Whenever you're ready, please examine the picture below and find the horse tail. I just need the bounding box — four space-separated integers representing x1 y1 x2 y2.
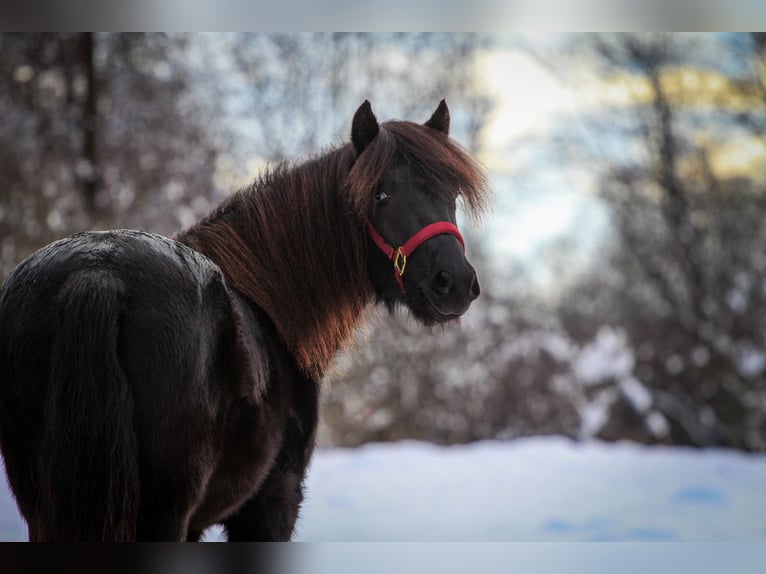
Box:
36 270 139 541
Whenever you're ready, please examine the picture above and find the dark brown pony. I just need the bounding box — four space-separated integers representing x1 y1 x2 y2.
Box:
0 100 489 541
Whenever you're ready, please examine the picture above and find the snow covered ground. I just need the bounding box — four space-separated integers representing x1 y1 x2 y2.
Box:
295 437 766 542
2 436 765 543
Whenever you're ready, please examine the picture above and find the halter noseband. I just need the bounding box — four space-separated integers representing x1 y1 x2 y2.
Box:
365 219 465 294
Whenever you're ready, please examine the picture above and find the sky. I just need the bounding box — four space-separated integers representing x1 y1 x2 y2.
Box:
460 33 766 293
469 36 612 290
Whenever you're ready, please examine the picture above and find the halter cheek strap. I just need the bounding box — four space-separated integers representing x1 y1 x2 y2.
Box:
365 219 465 294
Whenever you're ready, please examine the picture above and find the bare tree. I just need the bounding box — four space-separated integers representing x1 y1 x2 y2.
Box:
230 33 492 162
554 33 766 450
0 33 223 277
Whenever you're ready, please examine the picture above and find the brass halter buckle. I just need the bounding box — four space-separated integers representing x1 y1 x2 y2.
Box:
393 247 407 276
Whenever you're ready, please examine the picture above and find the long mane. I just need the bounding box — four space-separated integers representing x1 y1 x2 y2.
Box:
177 119 490 378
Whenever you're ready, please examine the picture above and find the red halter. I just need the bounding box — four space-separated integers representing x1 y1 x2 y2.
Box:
365 218 465 294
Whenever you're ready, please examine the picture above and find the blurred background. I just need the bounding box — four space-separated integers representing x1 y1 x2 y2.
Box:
2 33 765 453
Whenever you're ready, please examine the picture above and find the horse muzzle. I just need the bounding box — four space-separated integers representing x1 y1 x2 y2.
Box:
421 261 480 319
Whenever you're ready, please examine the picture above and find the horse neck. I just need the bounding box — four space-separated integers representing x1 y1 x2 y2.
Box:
177 148 373 379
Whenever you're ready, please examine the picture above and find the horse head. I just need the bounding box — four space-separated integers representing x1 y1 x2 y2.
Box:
349 100 488 325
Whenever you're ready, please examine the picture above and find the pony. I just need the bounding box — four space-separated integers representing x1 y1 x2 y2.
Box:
0 100 490 541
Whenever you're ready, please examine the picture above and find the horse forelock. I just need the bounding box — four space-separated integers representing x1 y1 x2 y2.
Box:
345 120 491 222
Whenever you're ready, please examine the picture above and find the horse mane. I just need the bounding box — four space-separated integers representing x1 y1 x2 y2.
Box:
177 119 489 378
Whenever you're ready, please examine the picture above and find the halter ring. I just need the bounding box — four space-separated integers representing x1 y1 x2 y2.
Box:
393 248 407 276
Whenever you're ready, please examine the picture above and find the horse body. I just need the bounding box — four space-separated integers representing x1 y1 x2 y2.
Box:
0 100 489 541
0 230 316 540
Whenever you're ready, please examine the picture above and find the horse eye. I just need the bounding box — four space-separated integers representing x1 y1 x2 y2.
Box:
374 190 390 203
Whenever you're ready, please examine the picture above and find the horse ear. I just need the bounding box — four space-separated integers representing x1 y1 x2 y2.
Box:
424 99 450 135
351 100 380 155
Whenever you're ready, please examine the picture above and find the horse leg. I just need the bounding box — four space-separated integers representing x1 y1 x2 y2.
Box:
136 509 189 541
223 410 316 541
134 455 213 541
133 426 217 541
27 519 44 542
223 464 307 541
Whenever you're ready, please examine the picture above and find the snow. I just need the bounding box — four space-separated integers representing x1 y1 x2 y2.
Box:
619 377 652 413
2 436 765 544
646 410 671 437
579 392 616 438
296 437 766 542
288 542 764 574
573 326 635 385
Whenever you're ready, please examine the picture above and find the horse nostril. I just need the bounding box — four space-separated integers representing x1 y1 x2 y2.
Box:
431 271 453 296
470 271 480 301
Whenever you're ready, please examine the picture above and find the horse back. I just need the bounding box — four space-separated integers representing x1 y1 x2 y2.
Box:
0 229 236 408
